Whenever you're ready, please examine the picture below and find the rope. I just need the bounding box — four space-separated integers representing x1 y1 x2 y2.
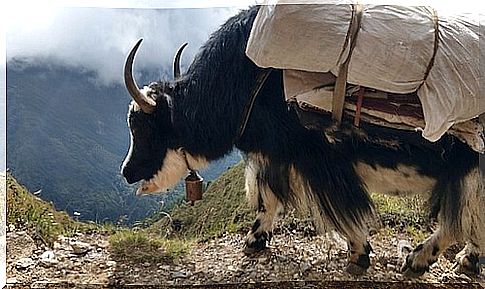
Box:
418 8 440 91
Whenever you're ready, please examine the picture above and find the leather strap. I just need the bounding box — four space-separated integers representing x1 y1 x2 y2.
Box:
332 4 363 125
236 68 272 142
354 86 365 127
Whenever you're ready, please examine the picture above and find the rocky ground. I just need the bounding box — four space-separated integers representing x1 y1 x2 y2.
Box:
6 224 485 287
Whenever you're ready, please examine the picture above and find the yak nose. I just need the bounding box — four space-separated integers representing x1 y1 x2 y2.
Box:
121 165 137 184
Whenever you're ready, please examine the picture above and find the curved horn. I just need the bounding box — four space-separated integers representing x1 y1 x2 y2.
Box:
173 42 188 79
124 39 156 114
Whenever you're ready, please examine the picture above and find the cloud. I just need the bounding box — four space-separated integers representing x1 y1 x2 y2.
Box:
6 6 243 85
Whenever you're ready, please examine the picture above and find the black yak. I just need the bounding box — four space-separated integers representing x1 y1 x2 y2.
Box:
120 6 484 277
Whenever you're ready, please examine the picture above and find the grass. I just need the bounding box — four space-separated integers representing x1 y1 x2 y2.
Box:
109 229 192 263
6 172 191 263
371 193 431 244
149 162 255 240
6 172 98 245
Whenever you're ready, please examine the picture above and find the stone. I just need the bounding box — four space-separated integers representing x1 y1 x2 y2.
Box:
53 241 64 250
16 257 35 269
97 240 110 249
258 256 269 264
397 240 413 260
70 241 92 255
458 273 471 282
39 250 59 267
300 262 311 272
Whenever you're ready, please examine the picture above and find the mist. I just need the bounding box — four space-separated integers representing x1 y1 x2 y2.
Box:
6 6 245 86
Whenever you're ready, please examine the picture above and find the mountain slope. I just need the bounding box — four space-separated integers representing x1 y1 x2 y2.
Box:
7 59 241 223
7 60 156 222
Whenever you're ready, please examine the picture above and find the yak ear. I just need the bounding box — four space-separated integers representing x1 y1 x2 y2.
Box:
162 93 175 125
163 93 173 110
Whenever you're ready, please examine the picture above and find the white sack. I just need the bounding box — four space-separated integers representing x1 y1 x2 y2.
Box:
418 11 481 141
246 3 483 142
247 4 352 72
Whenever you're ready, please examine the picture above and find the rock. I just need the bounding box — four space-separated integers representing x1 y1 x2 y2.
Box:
227 265 236 272
97 240 110 249
458 273 472 282
16 257 35 269
258 256 269 264
300 262 311 272
6 277 18 284
53 241 64 250
32 281 52 288
211 274 224 282
386 264 396 271
39 250 58 267
107 261 117 267
70 241 92 254
397 240 413 260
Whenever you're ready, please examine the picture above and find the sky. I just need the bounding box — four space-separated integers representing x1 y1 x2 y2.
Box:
3 2 256 86
0 0 256 175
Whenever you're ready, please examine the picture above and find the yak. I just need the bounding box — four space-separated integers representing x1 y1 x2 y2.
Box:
120 6 484 277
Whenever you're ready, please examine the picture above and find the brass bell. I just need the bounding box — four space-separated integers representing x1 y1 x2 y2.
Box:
185 170 204 206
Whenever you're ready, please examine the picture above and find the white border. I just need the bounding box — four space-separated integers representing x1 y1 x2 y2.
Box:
1 0 6 284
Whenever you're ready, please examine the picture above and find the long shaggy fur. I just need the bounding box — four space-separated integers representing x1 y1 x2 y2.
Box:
122 6 484 274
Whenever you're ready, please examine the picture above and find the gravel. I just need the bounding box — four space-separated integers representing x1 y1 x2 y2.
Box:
6 227 485 286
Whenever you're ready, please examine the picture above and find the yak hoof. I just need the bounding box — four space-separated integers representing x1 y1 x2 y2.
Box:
454 255 480 276
346 262 368 276
243 239 267 255
243 244 267 255
401 260 427 278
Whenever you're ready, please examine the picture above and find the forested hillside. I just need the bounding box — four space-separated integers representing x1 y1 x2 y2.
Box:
6 59 240 222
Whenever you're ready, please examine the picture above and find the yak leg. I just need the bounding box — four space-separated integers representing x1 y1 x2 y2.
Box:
243 179 283 254
401 228 453 277
243 155 284 254
454 166 485 276
403 158 484 278
346 238 373 276
403 166 483 277
455 242 482 275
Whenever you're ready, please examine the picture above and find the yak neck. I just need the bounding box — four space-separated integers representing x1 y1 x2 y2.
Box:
171 7 262 160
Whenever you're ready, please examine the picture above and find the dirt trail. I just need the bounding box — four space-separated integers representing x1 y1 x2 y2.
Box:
6 226 484 287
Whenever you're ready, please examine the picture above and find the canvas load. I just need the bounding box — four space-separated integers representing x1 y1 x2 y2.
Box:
246 2 484 145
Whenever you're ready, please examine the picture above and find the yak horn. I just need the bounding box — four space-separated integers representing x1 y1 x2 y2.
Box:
173 43 188 79
124 39 156 114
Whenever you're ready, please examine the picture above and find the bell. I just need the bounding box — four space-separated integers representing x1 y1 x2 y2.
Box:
185 170 204 206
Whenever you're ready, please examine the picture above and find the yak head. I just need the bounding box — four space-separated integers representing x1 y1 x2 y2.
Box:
121 39 208 195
